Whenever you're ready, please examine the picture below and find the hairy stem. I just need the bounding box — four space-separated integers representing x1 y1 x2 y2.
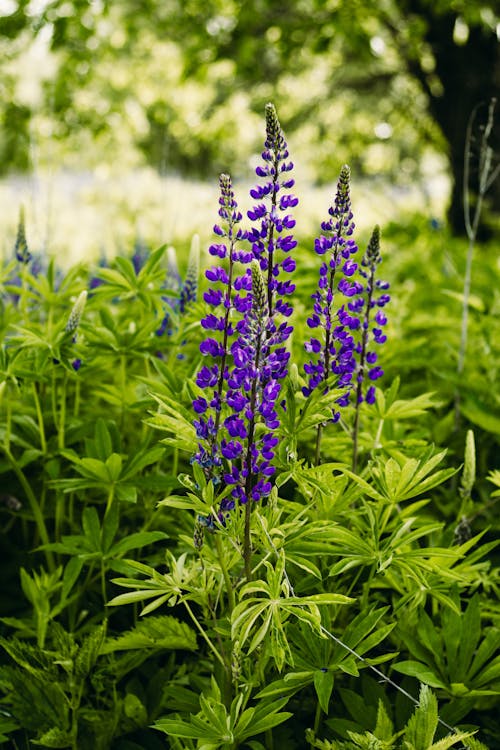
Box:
184 600 227 669
215 532 235 613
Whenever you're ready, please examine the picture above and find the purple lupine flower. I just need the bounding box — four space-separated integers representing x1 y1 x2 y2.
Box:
14 206 31 264
131 238 150 275
247 103 297 326
156 238 200 349
156 246 182 337
179 237 200 313
219 260 289 507
353 225 390 406
89 253 107 291
303 165 361 420
192 173 249 490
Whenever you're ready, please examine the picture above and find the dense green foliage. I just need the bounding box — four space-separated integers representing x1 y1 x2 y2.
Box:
0 105 499 750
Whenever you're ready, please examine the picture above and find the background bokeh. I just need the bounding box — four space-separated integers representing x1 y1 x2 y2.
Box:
0 0 498 262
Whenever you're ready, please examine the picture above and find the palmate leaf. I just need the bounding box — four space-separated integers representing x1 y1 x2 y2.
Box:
403 685 475 750
154 694 291 747
147 391 198 453
0 664 68 733
31 727 74 748
461 393 500 435
396 594 500 697
344 448 456 504
0 717 20 743
100 615 197 654
74 623 107 680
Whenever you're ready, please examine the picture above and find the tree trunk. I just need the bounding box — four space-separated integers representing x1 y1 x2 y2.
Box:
404 3 500 235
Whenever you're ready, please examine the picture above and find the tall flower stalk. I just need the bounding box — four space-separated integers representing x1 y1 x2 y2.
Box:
303 165 361 464
247 102 297 319
456 97 499 425
352 225 390 471
192 105 297 578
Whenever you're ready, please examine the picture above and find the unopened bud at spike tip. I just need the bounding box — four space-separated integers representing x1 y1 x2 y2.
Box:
66 290 88 333
14 205 31 264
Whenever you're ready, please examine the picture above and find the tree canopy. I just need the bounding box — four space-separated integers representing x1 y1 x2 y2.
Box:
1 0 498 232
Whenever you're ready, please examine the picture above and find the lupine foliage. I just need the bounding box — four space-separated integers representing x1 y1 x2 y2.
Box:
0 105 499 750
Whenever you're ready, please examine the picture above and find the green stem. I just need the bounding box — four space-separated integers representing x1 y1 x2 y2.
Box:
55 488 64 544
184 600 226 669
243 495 254 582
105 485 115 516
314 423 323 467
4 396 12 453
73 379 81 418
32 382 47 454
58 372 68 451
4 447 55 570
311 701 323 745
101 560 107 605
215 533 235 613
120 354 127 428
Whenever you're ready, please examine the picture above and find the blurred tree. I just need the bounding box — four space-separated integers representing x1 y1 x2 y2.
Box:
0 0 498 232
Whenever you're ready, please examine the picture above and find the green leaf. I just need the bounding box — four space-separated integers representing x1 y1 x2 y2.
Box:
393 660 447 689
101 500 120 553
382 391 438 420
152 718 209 740
32 727 74 748
61 557 84 600
105 452 123 481
461 395 500 435
239 698 292 739
82 507 102 550
313 669 334 714
75 623 106 679
94 418 113 460
109 530 167 557
404 684 438 747
100 615 197 653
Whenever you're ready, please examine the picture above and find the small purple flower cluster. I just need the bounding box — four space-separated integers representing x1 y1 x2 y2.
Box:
353 225 390 405
303 166 390 418
156 241 200 340
193 105 297 515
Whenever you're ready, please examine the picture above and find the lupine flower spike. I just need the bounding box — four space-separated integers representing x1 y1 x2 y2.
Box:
65 290 87 371
156 246 181 337
179 235 200 313
247 102 297 321
303 165 362 464
193 106 297 572
14 205 31 264
157 237 200 344
192 173 249 545
352 224 390 471
66 290 88 336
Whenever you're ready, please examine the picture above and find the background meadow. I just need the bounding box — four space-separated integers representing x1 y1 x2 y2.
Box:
0 1 499 749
